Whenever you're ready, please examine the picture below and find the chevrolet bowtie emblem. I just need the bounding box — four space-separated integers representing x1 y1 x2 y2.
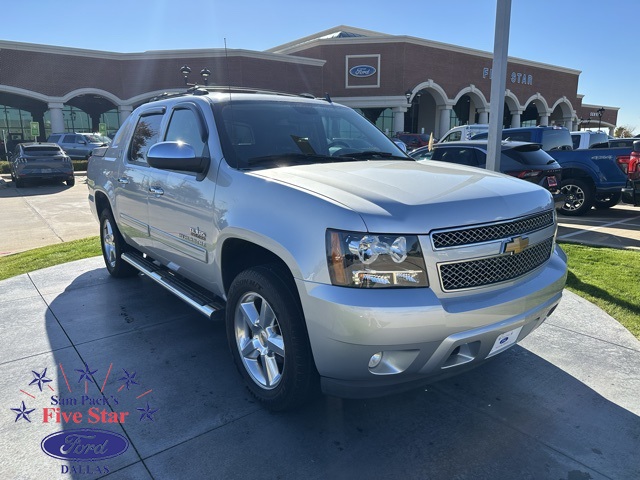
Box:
502 236 529 255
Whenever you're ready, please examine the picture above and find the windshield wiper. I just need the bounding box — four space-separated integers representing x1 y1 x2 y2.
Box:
247 153 352 166
336 151 411 160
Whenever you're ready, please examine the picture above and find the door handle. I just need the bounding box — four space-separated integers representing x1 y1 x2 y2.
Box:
117 177 129 184
149 186 164 196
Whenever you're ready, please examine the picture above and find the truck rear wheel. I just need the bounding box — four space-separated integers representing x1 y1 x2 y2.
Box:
99 209 138 278
226 264 317 411
559 179 594 216
594 192 621 209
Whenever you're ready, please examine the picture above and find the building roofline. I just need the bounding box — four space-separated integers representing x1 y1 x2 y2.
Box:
269 30 581 76
0 40 325 66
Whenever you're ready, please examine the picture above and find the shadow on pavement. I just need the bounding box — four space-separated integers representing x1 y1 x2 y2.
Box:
3 262 639 479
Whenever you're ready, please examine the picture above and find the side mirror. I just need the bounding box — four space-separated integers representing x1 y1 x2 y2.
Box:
147 141 210 174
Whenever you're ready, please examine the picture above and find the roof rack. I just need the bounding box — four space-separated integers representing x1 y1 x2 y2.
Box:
149 85 316 103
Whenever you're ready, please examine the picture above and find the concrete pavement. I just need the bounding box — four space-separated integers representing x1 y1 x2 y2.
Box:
0 175 96 256
0 257 639 479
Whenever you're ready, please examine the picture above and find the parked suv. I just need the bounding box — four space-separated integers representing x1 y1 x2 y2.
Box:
9 142 74 187
87 87 567 410
413 140 564 208
47 132 109 159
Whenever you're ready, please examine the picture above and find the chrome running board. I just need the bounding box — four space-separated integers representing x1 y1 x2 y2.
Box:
122 252 225 319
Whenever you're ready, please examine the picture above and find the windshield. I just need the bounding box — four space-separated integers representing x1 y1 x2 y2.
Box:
213 99 409 169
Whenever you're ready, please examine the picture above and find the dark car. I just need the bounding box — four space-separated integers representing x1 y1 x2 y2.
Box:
9 142 74 188
418 140 564 208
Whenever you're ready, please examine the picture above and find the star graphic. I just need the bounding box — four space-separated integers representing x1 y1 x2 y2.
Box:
11 401 36 423
29 368 53 392
75 363 98 383
118 369 139 390
137 402 159 422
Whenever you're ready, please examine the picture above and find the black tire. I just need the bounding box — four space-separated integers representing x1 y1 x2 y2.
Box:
15 178 23 188
99 209 138 278
226 264 317 411
594 192 621 209
66 177 75 187
559 178 595 216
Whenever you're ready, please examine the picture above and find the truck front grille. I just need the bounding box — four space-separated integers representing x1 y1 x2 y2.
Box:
431 211 554 249
439 237 554 291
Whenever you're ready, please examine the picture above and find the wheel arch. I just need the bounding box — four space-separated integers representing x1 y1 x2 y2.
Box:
220 238 297 299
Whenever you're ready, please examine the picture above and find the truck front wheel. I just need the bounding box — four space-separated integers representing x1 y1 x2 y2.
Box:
99 209 138 278
559 179 594 216
226 264 317 411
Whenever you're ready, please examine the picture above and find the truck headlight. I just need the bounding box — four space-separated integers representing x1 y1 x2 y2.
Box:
326 230 429 288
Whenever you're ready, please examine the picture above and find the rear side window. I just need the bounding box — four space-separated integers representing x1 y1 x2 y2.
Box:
540 130 572 151
129 113 163 164
61 135 77 143
48 135 61 143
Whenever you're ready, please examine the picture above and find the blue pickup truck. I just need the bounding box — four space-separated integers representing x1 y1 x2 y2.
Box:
473 126 631 216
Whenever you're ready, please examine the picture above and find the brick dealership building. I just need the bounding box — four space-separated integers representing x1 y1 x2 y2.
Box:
0 25 619 149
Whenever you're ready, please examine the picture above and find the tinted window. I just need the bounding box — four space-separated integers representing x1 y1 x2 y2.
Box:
503 132 532 143
503 144 555 165
165 108 207 157
214 100 404 169
431 147 479 167
129 114 163 164
62 135 77 143
23 145 63 154
571 134 580 150
540 129 572 151
48 135 61 143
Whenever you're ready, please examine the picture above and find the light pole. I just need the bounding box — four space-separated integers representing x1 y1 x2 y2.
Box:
597 107 605 131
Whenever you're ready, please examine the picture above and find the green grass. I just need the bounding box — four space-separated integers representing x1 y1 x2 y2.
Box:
0 237 638 339
561 243 640 338
0 237 100 281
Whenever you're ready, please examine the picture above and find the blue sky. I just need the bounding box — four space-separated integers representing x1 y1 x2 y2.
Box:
5 0 639 130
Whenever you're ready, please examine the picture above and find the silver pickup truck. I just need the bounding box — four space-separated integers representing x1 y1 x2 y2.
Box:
87 87 567 411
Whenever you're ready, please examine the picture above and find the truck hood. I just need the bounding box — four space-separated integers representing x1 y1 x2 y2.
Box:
251 160 553 233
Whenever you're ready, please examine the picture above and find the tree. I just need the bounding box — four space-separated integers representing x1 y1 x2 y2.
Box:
614 125 636 138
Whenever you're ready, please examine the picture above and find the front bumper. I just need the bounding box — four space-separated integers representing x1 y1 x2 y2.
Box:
298 246 567 398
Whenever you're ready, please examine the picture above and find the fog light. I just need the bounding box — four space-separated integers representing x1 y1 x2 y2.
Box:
368 352 383 368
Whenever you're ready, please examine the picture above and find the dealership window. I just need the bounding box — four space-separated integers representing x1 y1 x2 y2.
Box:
0 106 33 146
100 109 120 138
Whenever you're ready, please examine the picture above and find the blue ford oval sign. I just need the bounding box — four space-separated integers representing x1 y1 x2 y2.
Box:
41 428 129 461
349 65 376 78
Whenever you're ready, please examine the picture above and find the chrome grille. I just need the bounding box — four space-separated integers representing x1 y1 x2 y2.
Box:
432 211 554 249
439 238 554 291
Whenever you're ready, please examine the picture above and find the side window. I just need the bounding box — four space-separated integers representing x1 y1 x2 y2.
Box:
129 113 163 164
571 134 580 150
48 135 61 144
164 108 206 157
61 135 75 144
439 147 478 167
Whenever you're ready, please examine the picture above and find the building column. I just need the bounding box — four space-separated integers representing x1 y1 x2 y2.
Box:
539 114 549 126
392 106 407 136
438 106 453 138
477 109 489 124
563 117 573 130
48 103 65 134
118 105 134 124
510 111 521 128
572 119 580 131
